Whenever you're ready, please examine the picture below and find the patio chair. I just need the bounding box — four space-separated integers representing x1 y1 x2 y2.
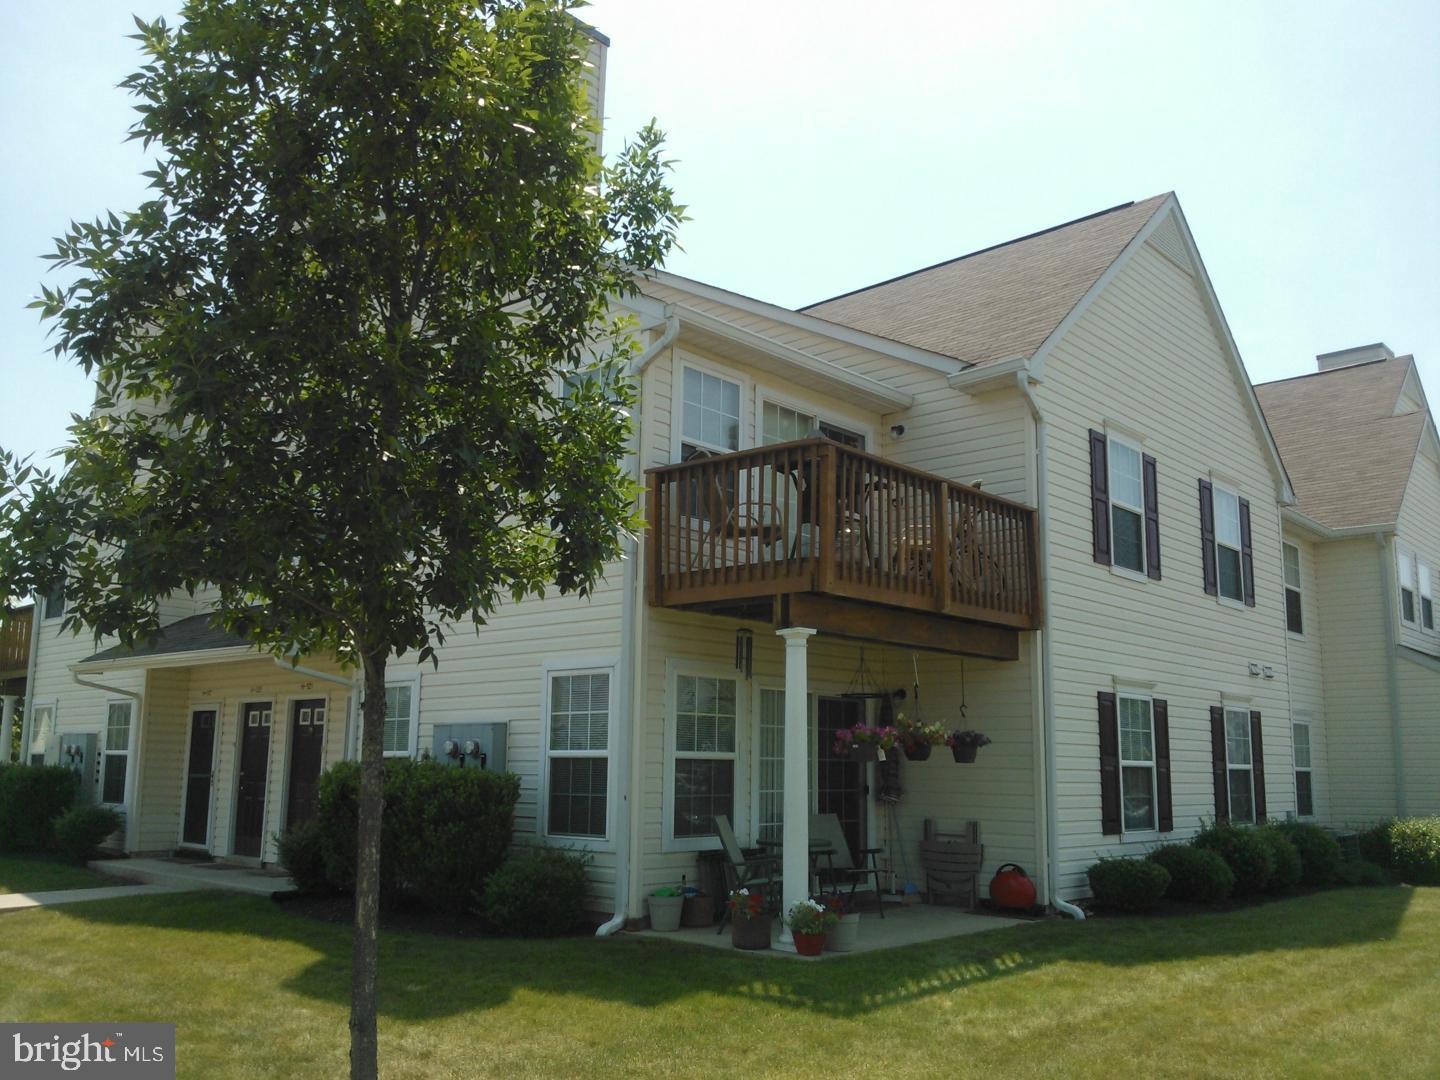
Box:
713 815 781 934
919 818 983 909
810 813 886 918
689 456 801 571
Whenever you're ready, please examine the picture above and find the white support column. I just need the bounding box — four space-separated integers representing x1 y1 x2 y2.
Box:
776 627 816 950
0 696 17 764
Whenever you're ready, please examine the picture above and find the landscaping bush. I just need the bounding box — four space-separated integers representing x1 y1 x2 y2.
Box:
313 758 521 911
1357 819 1395 868
1255 826 1304 892
276 821 331 894
53 805 122 863
0 763 79 852
1193 824 1274 897
482 846 591 937
1334 860 1390 887
1147 844 1234 905
1273 822 1342 887
1387 817 1440 886
1085 857 1170 913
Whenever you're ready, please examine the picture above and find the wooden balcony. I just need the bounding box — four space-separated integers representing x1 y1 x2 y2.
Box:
0 606 32 682
645 439 1041 658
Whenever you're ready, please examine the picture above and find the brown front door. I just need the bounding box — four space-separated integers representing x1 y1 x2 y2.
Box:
181 708 218 846
233 702 272 857
816 696 867 862
285 699 327 831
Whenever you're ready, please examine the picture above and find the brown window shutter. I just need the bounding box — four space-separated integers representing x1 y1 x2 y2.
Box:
1199 479 1217 596
1239 498 1256 607
1143 454 1162 580
1250 710 1266 820
1154 698 1173 832
1097 691 1121 835
1090 430 1111 566
1209 705 1229 823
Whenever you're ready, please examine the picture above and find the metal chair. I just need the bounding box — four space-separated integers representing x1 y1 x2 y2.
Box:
713 815 781 934
919 818 983 909
810 812 886 918
689 459 801 571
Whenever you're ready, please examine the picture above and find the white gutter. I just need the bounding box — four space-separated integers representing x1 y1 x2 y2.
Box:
1015 369 1084 921
598 309 677 937
275 654 354 688
1376 533 1407 817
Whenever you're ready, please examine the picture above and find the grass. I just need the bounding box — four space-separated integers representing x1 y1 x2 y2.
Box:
0 853 115 894
0 886 1435 1078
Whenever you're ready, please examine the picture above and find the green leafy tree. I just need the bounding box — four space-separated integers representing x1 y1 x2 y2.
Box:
0 2 681 1076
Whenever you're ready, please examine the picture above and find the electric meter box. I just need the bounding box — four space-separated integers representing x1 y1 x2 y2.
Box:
431 723 507 774
57 733 99 804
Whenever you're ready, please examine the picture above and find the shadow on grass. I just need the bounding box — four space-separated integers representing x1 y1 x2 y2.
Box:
52 885 1416 1021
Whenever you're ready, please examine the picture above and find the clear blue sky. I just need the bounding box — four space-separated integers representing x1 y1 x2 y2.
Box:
3 1 1437 466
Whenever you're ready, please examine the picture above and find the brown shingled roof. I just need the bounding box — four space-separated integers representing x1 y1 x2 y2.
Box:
1255 356 1425 530
801 194 1172 366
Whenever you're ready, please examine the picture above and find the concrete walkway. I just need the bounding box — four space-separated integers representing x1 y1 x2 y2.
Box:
0 884 191 913
90 857 294 897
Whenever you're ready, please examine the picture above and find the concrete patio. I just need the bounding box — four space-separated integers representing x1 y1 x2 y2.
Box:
88 857 294 896
630 902 1031 958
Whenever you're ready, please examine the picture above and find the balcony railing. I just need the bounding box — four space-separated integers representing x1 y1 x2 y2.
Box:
0 610 32 678
645 438 1041 630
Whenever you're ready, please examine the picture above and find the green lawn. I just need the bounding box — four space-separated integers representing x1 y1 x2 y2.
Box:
0 887 1435 1078
0 854 116 894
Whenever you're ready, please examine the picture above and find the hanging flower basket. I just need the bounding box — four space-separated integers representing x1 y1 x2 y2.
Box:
904 741 932 762
894 712 946 762
946 730 992 764
832 723 897 762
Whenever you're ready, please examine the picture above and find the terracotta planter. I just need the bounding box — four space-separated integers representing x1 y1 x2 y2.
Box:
951 743 979 763
824 912 861 952
731 916 771 950
648 894 684 932
903 742 933 762
792 930 826 957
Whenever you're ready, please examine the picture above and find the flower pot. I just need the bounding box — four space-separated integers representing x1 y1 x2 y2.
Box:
952 743 979 763
848 744 883 763
648 894 684 932
792 930 826 957
903 742 932 762
824 912 861 952
682 894 715 928
731 915 771 950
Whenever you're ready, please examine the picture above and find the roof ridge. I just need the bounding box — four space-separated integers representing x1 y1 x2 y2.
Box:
1256 355 1406 387
799 197 1157 311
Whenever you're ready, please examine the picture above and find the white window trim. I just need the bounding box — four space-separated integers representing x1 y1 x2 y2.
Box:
39 583 65 623
663 658 748 853
753 382 877 451
1418 558 1435 632
178 700 224 849
1116 692 1160 843
750 680 825 848
1105 432 1148 580
1223 705 1256 825
1397 546 1418 627
374 673 421 758
539 656 619 851
100 698 136 808
670 352 750 463
1283 541 1305 638
1292 715 1314 819
27 698 57 764
1212 481 1247 607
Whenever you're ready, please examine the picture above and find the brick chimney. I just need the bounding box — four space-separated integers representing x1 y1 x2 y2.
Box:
1316 343 1394 371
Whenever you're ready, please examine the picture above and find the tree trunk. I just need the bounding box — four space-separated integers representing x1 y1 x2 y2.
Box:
350 650 388 1080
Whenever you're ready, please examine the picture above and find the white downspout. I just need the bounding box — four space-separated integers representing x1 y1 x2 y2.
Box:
598 308 678 937
71 668 146 849
1016 371 1084 920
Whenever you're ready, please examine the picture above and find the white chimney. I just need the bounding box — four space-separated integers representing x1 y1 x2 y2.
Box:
1316 343 1394 371
577 23 609 156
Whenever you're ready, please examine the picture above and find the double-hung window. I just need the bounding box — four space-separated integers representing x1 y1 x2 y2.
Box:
380 682 418 757
760 400 866 449
1213 486 1246 602
1117 695 1157 832
1108 436 1146 574
670 672 738 841
545 670 611 840
1398 550 1418 626
101 701 133 805
28 701 56 766
1283 543 1304 635
1292 718 1314 817
1224 707 1256 824
1420 561 1435 631
41 578 65 621
680 366 741 461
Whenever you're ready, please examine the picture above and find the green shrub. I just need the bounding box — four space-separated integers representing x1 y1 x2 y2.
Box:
1334 860 1390 887
482 846 591 937
1147 844 1234 905
53 805 123 863
1193 824 1274 896
1273 823 1342 887
1255 826 1303 892
276 821 331 894
1085 857 1170 913
0 764 79 852
1387 817 1440 886
1357 819 1395 868
313 758 521 911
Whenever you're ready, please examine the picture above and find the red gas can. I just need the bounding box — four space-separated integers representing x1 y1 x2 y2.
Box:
989 863 1038 910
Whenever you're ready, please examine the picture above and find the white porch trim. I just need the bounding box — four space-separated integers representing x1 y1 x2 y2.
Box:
776 626 816 951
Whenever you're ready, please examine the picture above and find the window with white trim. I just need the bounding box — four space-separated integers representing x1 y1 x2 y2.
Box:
1117 694 1157 832
41 578 65 620
1292 719 1314 817
381 683 418 756
1214 486 1245 602
101 701 133 805
680 366 740 461
545 670 611 839
1398 549 1417 626
1283 542 1304 635
28 701 56 766
760 400 866 450
1224 707 1256 824
671 672 737 840
1108 435 1145 573
1420 561 1435 631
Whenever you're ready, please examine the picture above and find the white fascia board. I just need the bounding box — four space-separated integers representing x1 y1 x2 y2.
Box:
1281 506 1397 540
71 644 258 676
647 270 965 376
675 305 914 412
947 355 1034 396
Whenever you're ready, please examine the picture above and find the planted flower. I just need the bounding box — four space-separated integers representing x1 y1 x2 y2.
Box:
833 722 898 761
894 712 947 761
946 729 992 763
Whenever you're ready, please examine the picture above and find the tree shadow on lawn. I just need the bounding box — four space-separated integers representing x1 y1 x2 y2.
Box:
55 885 1417 1022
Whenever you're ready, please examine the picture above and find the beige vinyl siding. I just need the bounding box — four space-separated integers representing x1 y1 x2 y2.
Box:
1281 527 1330 822
1395 444 1440 656
1036 231 1295 896
1396 650 1440 816
134 668 190 851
